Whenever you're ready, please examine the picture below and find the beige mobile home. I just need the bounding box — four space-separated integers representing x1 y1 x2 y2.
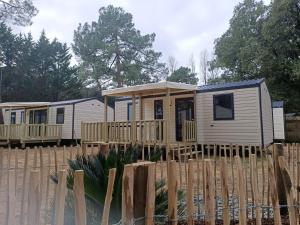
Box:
81 78 274 153
272 101 285 140
0 98 114 147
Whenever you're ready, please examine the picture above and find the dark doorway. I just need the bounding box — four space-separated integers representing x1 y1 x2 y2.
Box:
175 98 194 141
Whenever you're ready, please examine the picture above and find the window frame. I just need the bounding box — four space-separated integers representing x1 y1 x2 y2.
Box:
154 100 163 120
127 103 132 121
213 93 234 121
10 112 16 124
20 111 24 123
56 107 65 124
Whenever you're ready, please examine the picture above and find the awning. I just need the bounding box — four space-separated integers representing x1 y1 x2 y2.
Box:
102 81 197 97
0 102 50 109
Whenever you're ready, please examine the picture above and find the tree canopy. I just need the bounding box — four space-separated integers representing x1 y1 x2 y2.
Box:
72 5 167 90
0 23 82 102
0 0 38 26
167 66 198 85
211 0 300 112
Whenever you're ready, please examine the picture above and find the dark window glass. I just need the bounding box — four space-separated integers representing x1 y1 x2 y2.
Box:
56 108 65 124
213 93 234 120
154 100 163 119
10 112 16 124
127 103 133 121
34 110 47 124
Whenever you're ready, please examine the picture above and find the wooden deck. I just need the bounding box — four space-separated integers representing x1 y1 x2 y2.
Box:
0 124 62 146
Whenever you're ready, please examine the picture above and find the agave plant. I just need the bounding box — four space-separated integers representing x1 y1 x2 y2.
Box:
51 145 184 224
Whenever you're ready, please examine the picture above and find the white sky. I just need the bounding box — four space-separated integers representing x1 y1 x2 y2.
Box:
14 0 271 80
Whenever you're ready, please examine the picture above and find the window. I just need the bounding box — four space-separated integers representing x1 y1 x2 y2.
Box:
213 93 234 120
56 108 65 124
11 112 16 124
34 110 47 124
127 103 132 121
154 100 163 119
20 111 24 123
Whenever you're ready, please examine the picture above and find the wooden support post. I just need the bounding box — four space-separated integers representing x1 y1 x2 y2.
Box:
235 156 247 225
54 170 67 225
168 160 178 225
104 95 108 142
132 94 136 144
250 154 262 225
166 88 171 161
187 159 194 225
145 163 155 225
267 156 281 225
101 168 117 225
273 143 287 214
27 170 41 225
220 158 230 225
139 95 143 143
122 165 134 225
74 170 86 225
278 156 299 225
7 169 16 225
204 159 215 225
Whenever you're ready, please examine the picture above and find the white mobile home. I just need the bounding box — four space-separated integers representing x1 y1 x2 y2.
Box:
81 78 274 149
272 101 285 141
0 98 114 146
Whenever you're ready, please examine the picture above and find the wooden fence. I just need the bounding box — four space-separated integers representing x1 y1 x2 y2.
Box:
0 143 300 225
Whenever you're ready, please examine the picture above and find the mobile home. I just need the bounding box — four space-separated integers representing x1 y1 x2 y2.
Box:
0 98 114 146
272 101 285 141
81 78 274 151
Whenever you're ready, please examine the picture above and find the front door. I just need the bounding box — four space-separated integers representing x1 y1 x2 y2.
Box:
175 98 194 141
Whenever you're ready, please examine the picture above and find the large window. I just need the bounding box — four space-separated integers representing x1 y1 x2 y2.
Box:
213 93 234 120
127 103 132 121
154 100 163 119
56 108 65 124
10 112 16 124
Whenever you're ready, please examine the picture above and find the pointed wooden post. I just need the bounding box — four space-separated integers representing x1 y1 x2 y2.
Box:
102 168 116 225
122 165 134 225
74 170 86 225
168 160 178 225
54 170 67 225
187 159 194 225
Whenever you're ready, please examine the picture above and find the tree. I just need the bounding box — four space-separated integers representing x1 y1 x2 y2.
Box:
211 0 300 112
199 50 209 84
167 66 198 84
0 0 38 26
167 56 177 74
189 54 196 74
73 5 167 90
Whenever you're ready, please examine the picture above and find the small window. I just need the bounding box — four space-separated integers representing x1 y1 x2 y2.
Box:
11 112 16 124
127 103 132 121
20 111 24 123
56 108 65 124
213 93 234 120
154 100 163 119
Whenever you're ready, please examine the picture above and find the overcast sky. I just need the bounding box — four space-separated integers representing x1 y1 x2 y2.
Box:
15 0 270 78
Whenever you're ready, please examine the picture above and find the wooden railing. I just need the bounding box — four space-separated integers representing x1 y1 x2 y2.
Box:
182 120 196 142
0 124 62 141
81 120 167 144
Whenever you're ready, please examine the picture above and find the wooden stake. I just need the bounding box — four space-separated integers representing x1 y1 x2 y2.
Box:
235 156 247 225
122 165 134 225
187 159 194 225
20 148 29 225
145 163 156 225
7 169 16 225
54 170 67 225
27 170 41 225
220 158 230 225
168 160 178 225
204 159 215 225
267 156 281 225
250 154 262 225
101 168 116 225
74 170 86 225
278 156 299 225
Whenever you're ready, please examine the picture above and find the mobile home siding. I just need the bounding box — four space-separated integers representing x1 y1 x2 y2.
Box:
48 105 73 139
73 99 114 139
273 107 285 140
196 87 261 145
260 82 274 145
